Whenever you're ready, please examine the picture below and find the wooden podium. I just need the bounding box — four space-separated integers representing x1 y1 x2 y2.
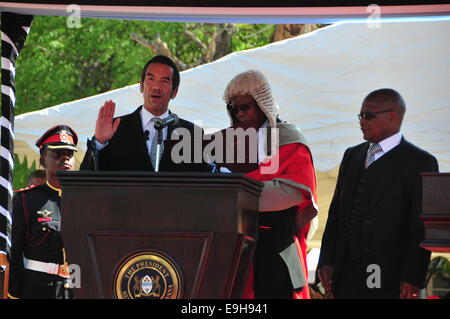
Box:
420 173 450 253
58 171 262 299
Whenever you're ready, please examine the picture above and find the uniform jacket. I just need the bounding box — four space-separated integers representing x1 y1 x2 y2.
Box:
8 183 66 298
319 137 439 292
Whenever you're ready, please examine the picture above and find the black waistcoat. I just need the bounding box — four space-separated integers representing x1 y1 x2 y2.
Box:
345 150 398 259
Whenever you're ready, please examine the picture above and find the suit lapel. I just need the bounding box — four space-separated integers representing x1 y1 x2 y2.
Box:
130 106 153 170
342 143 368 214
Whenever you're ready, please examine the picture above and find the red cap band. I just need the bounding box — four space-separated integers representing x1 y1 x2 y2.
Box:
39 133 75 148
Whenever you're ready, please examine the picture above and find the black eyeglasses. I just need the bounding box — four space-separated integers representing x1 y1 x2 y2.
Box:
227 103 251 116
358 109 394 121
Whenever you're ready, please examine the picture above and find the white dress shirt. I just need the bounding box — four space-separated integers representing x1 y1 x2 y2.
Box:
370 131 402 162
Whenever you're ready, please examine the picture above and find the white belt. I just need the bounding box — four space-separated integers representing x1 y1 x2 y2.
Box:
23 257 70 278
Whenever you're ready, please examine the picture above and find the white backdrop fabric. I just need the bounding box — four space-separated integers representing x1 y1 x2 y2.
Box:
13 20 450 173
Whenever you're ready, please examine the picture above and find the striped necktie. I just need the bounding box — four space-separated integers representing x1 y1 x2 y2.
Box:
365 143 382 169
150 117 164 170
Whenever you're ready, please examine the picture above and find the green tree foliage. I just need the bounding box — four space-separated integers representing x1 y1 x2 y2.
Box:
16 17 155 114
12 154 38 190
15 16 275 115
11 17 276 187
232 24 275 52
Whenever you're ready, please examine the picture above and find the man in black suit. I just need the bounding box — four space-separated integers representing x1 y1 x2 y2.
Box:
318 88 439 299
80 55 207 172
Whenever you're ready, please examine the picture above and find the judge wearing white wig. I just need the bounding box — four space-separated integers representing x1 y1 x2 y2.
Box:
223 70 319 299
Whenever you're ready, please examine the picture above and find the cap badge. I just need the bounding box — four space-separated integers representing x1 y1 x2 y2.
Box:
60 130 69 143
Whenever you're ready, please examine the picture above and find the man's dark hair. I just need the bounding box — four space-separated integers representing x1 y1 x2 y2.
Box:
364 88 406 118
140 55 180 93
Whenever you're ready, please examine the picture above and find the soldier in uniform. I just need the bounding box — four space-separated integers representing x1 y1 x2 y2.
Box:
8 125 78 299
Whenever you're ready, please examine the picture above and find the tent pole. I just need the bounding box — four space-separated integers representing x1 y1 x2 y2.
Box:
0 12 33 298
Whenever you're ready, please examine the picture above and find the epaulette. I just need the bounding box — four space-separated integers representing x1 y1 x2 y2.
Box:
14 183 42 193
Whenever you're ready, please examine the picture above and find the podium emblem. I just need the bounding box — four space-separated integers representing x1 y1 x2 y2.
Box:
113 251 183 299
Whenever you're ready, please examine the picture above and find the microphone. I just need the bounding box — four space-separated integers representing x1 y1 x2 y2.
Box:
144 130 150 140
154 114 179 130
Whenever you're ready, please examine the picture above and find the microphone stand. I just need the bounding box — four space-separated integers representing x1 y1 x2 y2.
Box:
153 114 178 172
88 137 99 171
154 127 163 173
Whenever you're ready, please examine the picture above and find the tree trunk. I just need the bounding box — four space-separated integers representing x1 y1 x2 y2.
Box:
271 24 319 42
212 24 236 61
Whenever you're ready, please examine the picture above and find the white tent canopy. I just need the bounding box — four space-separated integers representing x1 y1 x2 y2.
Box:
13 19 450 245
14 19 450 173
14 19 450 245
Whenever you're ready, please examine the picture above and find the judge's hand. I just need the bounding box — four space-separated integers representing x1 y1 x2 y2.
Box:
318 265 335 298
95 100 121 144
400 282 420 299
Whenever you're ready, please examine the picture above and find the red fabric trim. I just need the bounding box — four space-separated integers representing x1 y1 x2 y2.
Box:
242 142 318 299
21 192 30 242
40 133 74 147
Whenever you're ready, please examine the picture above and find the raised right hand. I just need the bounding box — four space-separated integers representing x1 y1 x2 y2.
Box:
95 100 121 144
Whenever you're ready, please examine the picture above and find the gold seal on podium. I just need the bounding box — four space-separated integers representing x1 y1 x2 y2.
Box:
113 251 182 299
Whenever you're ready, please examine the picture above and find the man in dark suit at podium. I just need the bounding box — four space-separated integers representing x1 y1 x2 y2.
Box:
318 88 439 299
80 55 206 172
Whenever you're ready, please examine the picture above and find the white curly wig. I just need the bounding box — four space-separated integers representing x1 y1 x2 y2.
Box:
223 70 280 158
223 70 279 130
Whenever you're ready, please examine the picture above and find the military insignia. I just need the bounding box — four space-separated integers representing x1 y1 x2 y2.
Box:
60 129 69 143
37 209 53 222
113 251 183 299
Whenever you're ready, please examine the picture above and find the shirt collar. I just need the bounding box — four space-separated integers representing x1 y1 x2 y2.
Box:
377 131 402 153
141 107 170 129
